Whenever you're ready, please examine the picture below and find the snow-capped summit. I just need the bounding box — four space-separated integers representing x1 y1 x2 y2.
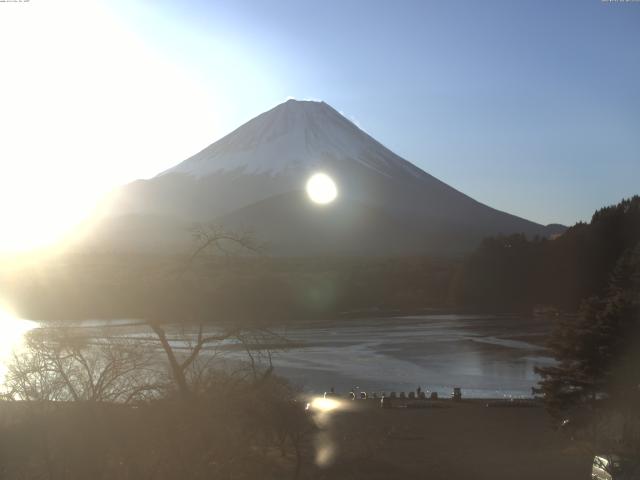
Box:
90 99 563 255
160 99 423 180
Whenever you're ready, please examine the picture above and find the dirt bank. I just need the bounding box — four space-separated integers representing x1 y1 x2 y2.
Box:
306 399 590 479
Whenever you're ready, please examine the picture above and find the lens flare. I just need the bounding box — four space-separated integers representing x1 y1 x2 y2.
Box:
306 173 338 205
308 396 341 412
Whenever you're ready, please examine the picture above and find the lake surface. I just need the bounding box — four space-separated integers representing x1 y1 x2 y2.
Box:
260 314 555 398
5 313 556 399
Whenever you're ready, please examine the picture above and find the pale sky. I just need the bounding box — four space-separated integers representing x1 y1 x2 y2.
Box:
0 0 638 251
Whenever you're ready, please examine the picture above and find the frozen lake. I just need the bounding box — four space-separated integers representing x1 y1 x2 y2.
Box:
7 313 556 399
263 314 555 398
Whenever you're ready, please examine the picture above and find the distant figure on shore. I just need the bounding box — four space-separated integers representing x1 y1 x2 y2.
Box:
417 386 422 397
452 387 462 401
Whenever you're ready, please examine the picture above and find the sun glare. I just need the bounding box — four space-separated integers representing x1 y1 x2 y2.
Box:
0 0 220 253
0 304 36 385
306 173 338 205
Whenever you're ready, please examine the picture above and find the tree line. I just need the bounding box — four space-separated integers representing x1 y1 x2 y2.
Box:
450 196 640 312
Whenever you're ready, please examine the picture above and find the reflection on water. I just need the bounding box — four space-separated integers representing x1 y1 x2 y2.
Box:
0 304 37 385
305 396 350 468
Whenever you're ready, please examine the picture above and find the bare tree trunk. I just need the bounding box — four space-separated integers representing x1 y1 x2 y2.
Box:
149 324 191 398
148 323 239 399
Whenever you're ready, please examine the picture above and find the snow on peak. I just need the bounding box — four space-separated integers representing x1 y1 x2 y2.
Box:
158 99 425 179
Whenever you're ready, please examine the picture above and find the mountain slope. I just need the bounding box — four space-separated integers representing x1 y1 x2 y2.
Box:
85 99 562 255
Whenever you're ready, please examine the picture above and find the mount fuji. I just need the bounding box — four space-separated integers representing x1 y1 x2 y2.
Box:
86 99 563 255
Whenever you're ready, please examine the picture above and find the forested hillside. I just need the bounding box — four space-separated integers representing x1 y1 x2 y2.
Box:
451 196 640 312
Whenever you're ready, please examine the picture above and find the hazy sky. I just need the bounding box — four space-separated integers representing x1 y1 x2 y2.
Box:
0 0 638 250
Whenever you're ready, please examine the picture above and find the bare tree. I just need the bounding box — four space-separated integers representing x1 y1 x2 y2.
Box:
4 326 165 403
0 225 314 480
148 323 236 398
188 223 263 263
145 223 283 397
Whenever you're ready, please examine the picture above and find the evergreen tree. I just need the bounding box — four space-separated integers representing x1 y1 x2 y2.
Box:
535 243 640 449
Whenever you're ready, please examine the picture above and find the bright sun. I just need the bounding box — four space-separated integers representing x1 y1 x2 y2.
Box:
306 173 338 205
0 1 220 253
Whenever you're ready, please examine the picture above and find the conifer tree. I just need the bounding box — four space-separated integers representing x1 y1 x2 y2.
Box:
536 243 640 448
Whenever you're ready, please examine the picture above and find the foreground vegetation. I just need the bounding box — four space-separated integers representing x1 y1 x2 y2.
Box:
0 325 315 480
536 241 640 456
0 328 593 480
1 230 319 479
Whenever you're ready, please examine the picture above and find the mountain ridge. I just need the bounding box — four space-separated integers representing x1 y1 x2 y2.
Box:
83 99 564 255
158 99 425 180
